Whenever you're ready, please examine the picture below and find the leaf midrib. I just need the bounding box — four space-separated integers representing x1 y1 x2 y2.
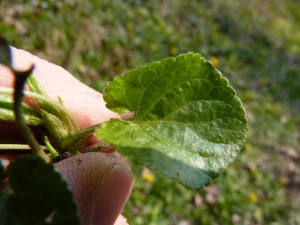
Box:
130 119 245 135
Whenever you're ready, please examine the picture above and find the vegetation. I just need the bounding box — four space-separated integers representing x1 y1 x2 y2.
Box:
0 0 299 224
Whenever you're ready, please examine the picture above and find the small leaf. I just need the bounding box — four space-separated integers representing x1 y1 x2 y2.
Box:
97 53 248 189
26 74 61 119
0 155 80 225
0 108 43 125
39 109 69 152
0 95 43 125
0 36 11 68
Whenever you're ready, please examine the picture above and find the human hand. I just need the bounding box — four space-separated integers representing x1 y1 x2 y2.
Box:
0 47 135 225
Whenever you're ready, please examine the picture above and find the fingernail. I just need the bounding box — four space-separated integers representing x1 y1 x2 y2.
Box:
115 214 129 225
92 165 135 225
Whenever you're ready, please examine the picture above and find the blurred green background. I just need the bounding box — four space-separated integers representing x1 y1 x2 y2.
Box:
1 0 299 224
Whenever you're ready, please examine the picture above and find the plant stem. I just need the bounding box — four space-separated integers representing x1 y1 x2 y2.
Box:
71 124 100 141
13 66 50 162
0 144 46 150
44 137 59 159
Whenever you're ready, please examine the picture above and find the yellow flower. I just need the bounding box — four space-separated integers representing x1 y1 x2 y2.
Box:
279 176 288 185
244 143 251 151
150 43 158 52
144 173 155 183
254 209 262 219
244 91 253 100
249 192 258 204
126 23 134 32
249 165 257 174
170 47 178 55
141 167 155 183
210 56 219 67
138 7 149 16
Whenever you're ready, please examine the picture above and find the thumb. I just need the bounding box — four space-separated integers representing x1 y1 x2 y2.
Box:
54 152 135 225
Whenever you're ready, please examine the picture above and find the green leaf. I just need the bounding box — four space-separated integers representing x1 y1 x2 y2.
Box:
0 155 80 225
97 53 248 189
0 36 11 68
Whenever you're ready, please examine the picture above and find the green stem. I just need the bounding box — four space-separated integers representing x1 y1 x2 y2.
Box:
13 66 50 162
0 144 46 150
71 124 100 141
44 137 59 159
0 87 80 131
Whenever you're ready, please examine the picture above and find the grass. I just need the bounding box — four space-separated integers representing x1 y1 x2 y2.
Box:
1 0 300 224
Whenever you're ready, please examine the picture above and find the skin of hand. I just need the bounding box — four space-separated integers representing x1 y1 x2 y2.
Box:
0 47 135 225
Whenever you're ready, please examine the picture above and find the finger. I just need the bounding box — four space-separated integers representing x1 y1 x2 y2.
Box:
55 152 134 225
